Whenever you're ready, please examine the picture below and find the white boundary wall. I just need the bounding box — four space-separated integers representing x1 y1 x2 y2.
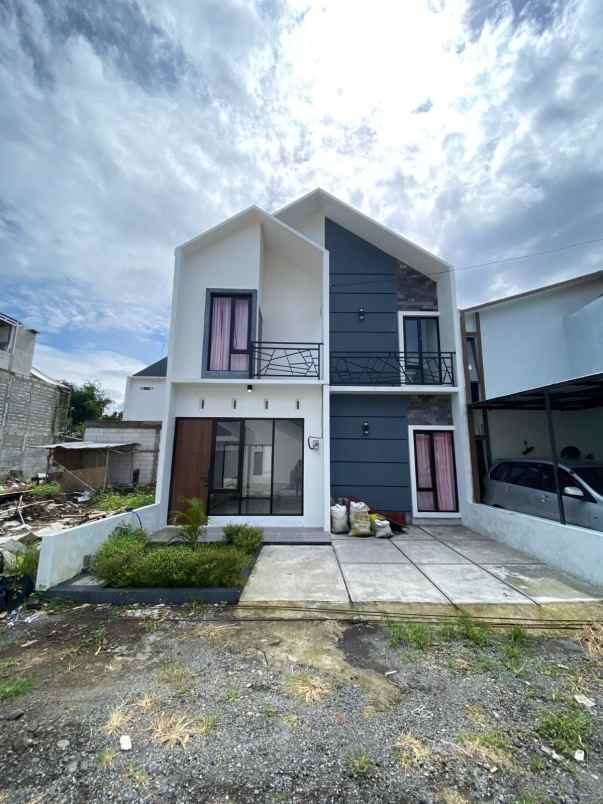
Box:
36 503 161 590
463 502 603 587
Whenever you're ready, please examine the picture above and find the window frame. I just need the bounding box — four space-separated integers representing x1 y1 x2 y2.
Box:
208 417 304 516
202 289 257 378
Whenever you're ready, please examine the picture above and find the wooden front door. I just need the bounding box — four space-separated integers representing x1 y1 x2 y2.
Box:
169 419 213 520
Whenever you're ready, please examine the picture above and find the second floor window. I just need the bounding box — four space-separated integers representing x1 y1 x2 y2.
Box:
404 316 440 356
208 294 251 372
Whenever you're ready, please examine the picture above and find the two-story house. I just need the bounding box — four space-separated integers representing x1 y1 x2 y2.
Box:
153 190 468 532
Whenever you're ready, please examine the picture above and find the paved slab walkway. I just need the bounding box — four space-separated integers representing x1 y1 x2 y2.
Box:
240 525 603 607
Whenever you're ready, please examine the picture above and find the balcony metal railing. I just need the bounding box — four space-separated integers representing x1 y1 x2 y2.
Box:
329 351 455 386
250 342 321 379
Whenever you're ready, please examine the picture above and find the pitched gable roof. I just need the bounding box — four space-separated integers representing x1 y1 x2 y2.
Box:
134 357 167 377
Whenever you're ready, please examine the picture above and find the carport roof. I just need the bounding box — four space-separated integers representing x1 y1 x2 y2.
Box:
471 372 603 411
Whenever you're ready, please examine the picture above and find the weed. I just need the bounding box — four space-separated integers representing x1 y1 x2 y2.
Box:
262 704 280 718
396 732 431 768
580 622 603 658
0 658 19 676
94 626 106 655
281 713 299 731
535 704 594 756
508 624 528 644
224 688 239 703
150 713 216 748
512 792 547 804
457 615 490 647
464 704 488 724
348 751 376 779
103 706 132 736
28 481 61 499
440 791 470 804
126 763 149 785
98 748 117 767
134 693 157 712
285 673 331 704
457 730 513 767
158 660 194 688
94 488 155 513
528 752 546 772
0 677 33 701
388 622 432 650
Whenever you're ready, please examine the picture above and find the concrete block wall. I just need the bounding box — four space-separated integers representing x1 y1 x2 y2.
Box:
84 422 161 486
0 369 70 479
406 394 453 426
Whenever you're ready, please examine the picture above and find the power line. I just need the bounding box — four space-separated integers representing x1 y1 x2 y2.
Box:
328 236 603 291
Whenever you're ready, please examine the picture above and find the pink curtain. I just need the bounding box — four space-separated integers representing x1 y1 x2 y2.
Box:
230 298 249 371
415 434 435 512
209 297 231 370
433 432 457 511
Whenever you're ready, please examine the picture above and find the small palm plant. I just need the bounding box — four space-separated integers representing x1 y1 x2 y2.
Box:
174 498 208 550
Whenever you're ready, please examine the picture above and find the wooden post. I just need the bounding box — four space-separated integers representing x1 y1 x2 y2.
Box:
103 448 110 490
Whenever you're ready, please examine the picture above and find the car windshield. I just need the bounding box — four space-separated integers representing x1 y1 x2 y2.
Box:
573 467 603 495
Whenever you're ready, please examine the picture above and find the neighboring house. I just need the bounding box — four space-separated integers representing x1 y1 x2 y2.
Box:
82 358 167 487
459 270 603 583
122 357 167 421
153 189 468 530
0 313 70 480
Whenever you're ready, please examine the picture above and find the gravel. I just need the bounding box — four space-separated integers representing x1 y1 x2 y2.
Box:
0 602 601 803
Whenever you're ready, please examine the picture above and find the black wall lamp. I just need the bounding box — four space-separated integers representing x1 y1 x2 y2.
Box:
358 307 366 322
362 420 370 437
247 384 253 393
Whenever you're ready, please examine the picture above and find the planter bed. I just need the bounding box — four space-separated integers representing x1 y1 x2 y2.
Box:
43 547 261 606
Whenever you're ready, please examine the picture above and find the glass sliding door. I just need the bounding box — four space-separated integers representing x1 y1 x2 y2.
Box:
403 316 441 383
208 419 304 515
413 430 458 513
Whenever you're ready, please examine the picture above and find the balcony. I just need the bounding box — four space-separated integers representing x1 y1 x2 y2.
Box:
329 351 455 386
250 342 321 379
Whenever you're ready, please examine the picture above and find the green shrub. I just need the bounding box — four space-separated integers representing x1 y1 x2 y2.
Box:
94 489 155 512
28 481 62 499
134 545 248 588
92 525 251 588
174 497 208 549
222 524 263 554
15 546 39 580
92 525 148 587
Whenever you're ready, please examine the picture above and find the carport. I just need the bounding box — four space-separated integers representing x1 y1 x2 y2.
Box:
468 372 603 526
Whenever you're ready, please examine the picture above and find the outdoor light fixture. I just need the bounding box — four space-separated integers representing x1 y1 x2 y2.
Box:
358 307 366 322
362 420 370 436
247 384 253 392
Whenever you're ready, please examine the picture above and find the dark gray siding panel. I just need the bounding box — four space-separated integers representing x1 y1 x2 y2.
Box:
330 395 410 513
330 293 396 313
326 219 400 386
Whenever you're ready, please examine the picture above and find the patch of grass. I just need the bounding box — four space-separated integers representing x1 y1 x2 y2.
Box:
388 621 432 650
457 615 490 647
150 713 216 748
508 624 528 644
126 762 149 785
158 660 194 689
281 713 299 731
528 752 546 772
348 751 376 779
580 622 603 658
103 706 133 736
395 732 431 768
224 688 239 703
134 693 157 712
285 673 331 704
440 791 470 804
458 729 513 767
535 704 594 756
98 748 117 767
512 792 547 804
27 481 61 499
0 677 33 700
0 658 19 676
94 488 155 513
448 654 498 675
464 704 488 724
14 546 39 580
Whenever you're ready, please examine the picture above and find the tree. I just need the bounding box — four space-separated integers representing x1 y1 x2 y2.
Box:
64 382 112 432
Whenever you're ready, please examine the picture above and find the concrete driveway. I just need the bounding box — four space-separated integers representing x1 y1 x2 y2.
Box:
240 525 603 608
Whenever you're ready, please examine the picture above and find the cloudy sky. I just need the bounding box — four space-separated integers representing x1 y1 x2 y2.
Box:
1 0 602 406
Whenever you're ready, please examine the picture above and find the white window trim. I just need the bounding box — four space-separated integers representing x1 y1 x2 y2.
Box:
408 424 461 519
398 310 440 354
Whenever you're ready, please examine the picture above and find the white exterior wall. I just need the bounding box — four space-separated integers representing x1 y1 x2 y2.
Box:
478 276 603 399
291 212 325 247
565 294 603 379
260 248 322 343
123 376 166 421
172 223 262 379
170 383 325 528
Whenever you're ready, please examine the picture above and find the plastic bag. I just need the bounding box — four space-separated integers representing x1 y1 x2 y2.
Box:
374 518 392 539
350 510 371 537
330 504 349 534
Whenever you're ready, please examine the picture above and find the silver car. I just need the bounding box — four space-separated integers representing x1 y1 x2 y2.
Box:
484 458 603 532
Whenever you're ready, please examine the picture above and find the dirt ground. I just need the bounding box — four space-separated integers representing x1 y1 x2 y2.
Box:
0 601 602 803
